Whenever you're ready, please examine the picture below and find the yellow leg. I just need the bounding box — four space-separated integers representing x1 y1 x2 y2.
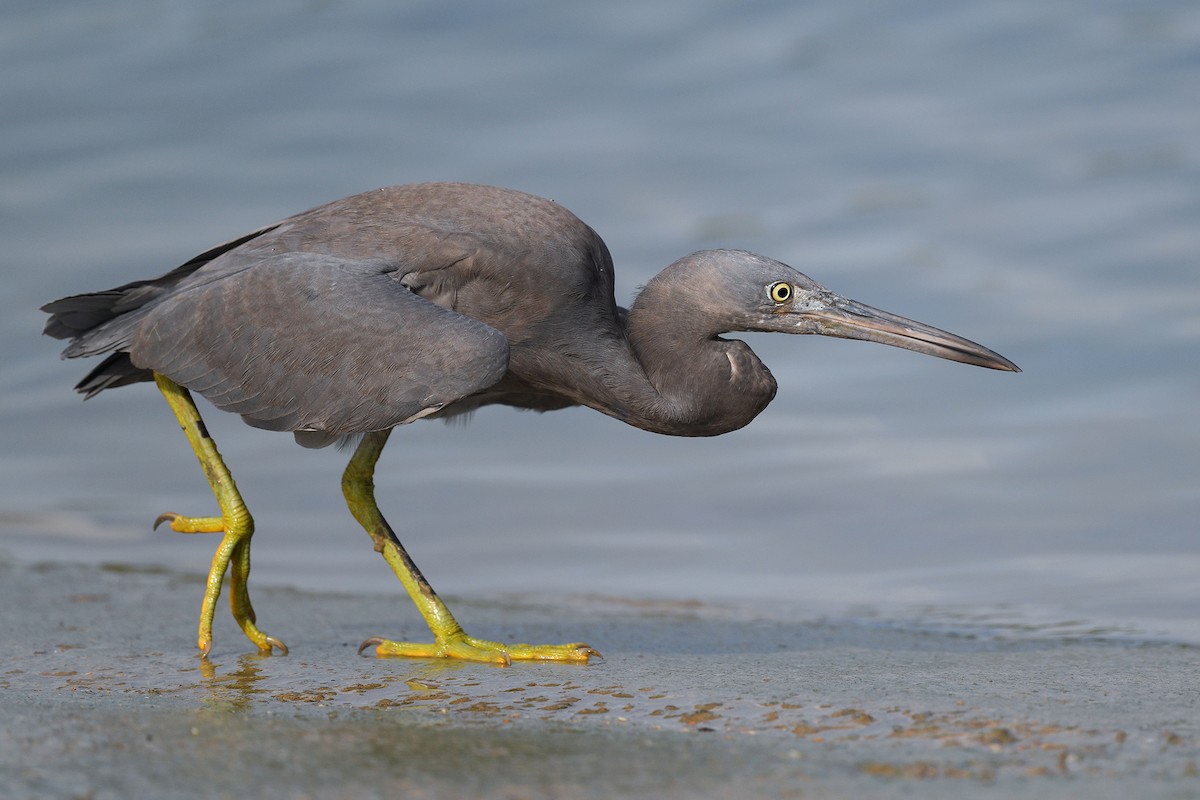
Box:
154 373 287 658
343 429 599 665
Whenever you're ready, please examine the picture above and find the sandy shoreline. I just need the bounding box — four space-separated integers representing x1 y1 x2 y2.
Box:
2 559 1197 798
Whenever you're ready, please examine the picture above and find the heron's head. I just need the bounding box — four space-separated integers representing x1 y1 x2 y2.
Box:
666 249 1019 372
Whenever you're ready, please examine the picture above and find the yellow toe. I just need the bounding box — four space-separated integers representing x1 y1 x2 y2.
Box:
360 633 599 665
155 512 225 534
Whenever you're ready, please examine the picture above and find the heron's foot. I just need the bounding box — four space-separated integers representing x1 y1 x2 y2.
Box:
199 629 288 658
155 511 287 658
198 631 288 658
358 633 600 666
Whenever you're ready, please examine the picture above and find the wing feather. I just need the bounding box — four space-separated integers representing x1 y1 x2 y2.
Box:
129 252 509 445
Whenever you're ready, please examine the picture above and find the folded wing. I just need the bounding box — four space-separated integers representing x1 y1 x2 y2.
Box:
129 251 509 446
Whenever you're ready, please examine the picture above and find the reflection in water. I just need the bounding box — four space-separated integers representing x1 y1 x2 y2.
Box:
196 654 271 712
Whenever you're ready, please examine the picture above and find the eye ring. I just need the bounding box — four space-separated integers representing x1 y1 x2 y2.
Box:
768 281 792 304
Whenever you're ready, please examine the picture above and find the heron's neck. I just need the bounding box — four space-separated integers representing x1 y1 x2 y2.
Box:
547 283 778 437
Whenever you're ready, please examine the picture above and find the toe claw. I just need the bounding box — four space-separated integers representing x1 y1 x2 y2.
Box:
153 512 177 530
264 636 289 656
357 636 385 656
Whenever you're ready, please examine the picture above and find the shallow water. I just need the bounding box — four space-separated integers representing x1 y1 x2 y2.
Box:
2 1 1198 643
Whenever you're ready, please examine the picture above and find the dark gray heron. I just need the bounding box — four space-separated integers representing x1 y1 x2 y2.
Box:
43 182 1018 664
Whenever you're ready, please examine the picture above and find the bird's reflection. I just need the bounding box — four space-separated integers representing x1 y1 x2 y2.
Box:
195 653 271 711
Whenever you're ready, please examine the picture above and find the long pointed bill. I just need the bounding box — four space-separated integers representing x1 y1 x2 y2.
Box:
794 294 1020 372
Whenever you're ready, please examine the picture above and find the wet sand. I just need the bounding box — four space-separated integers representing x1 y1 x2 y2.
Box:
2 559 1197 799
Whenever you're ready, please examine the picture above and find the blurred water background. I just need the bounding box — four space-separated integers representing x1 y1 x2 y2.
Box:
2 0 1197 644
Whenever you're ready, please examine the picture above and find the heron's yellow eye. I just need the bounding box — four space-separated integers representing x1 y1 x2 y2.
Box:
768 281 792 304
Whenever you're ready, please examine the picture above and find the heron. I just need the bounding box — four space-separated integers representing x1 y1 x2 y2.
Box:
42 182 1018 664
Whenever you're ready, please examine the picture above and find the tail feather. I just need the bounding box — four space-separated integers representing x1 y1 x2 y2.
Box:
75 352 151 398
41 220 282 395
43 289 132 340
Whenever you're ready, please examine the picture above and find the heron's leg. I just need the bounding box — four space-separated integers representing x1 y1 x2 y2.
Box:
153 373 287 657
342 429 598 665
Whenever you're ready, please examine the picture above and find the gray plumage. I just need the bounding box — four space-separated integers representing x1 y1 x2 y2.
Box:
43 182 1018 449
